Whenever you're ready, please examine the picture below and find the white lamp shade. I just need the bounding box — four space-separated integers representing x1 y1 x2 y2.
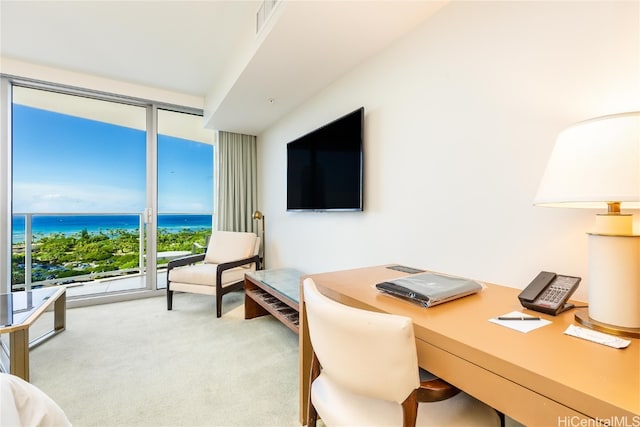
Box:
534 112 640 209
535 112 640 334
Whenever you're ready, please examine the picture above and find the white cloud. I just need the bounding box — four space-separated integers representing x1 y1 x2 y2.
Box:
13 182 145 213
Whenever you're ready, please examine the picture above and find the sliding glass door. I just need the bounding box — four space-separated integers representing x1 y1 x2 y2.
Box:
156 109 214 289
7 84 214 297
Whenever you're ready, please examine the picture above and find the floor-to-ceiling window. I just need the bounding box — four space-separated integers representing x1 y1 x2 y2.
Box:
11 86 147 293
4 82 214 298
156 109 214 289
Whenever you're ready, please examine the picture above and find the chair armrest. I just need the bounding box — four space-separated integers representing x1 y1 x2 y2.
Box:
167 253 205 272
192 242 208 254
417 378 460 403
215 255 260 290
216 255 260 275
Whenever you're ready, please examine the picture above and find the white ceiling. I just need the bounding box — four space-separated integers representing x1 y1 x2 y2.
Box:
0 0 447 135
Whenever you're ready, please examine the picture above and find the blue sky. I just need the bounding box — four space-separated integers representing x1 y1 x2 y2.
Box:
12 105 213 214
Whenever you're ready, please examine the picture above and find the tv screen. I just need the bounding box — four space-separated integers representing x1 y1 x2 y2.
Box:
287 107 364 212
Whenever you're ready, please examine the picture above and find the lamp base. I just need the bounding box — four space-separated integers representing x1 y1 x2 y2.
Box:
574 308 640 339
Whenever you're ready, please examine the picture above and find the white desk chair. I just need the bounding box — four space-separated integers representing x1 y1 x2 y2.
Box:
303 278 501 427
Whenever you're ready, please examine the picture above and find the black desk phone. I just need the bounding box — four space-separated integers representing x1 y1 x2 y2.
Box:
518 271 581 315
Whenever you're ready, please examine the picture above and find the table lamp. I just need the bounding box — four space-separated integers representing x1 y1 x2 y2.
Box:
534 111 640 338
253 210 265 269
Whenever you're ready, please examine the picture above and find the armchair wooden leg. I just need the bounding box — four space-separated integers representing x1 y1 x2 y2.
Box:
216 272 224 318
167 287 173 310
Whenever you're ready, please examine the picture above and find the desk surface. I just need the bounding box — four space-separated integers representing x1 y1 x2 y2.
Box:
300 265 639 426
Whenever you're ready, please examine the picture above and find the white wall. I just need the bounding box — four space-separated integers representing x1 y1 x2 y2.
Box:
257 1 639 301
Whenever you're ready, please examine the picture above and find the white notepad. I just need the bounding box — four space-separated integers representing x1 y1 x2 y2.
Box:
489 311 551 333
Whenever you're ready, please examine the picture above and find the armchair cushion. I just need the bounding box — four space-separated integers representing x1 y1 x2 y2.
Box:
204 231 257 264
168 263 248 288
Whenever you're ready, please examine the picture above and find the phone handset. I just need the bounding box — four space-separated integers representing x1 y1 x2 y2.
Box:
518 271 581 316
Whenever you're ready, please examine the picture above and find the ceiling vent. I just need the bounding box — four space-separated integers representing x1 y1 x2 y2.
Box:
256 0 279 34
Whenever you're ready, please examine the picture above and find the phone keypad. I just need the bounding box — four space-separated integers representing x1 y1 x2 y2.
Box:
539 285 566 305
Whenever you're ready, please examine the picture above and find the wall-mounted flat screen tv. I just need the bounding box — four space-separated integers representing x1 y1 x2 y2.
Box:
287 107 364 212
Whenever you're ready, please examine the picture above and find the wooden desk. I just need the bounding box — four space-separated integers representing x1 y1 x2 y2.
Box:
299 265 640 426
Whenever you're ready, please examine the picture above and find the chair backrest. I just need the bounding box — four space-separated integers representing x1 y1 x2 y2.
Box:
252 236 261 256
204 231 258 264
303 278 420 404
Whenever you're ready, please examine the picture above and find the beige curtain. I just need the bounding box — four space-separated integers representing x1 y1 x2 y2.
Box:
216 131 258 232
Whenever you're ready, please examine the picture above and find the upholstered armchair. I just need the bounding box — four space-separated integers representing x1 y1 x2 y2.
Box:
167 230 260 317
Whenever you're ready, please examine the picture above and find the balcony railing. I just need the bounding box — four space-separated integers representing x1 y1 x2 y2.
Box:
11 213 211 292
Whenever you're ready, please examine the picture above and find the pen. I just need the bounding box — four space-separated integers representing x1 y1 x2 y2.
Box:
498 316 541 321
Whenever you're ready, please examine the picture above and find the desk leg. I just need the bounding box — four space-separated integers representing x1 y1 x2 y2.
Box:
299 286 312 425
9 329 29 382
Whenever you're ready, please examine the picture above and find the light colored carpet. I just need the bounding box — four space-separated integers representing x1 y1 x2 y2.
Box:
29 292 299 427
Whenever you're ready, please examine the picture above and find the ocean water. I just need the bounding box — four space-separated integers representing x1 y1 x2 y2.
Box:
12 214 212 242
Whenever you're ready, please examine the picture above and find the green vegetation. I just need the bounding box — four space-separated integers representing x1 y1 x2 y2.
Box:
11 228 210 287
